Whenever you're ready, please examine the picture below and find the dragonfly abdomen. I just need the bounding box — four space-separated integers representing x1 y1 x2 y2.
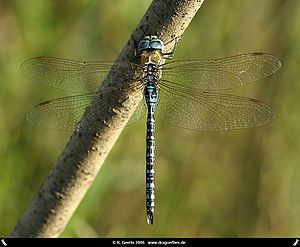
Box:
144 83 159 225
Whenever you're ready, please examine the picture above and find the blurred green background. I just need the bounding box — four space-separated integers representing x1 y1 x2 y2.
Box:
0 0 299 237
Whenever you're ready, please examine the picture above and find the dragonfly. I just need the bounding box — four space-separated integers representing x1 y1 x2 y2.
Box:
21 35 281 225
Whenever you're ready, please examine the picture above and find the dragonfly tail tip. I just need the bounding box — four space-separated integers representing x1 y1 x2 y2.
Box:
147 213 154 225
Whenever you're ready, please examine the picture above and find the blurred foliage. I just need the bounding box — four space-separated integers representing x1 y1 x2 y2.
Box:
0 0 299 237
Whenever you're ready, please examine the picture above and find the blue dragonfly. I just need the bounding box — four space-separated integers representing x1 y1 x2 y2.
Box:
21 35 281 224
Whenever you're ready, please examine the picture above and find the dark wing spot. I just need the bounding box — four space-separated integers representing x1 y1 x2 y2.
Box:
35 57 49 60
249 98 263 103
252 52 265 56
39 100 52 106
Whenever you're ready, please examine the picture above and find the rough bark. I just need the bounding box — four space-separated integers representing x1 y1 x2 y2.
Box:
9 0 205 238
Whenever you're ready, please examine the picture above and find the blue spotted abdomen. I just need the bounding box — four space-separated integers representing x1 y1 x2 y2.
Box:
144 83 158 225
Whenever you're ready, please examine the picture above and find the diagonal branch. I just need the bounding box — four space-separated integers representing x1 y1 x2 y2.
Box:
9 0 204 237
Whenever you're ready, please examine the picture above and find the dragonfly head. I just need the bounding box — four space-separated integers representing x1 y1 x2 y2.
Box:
138 36 165 52
139 36 165 65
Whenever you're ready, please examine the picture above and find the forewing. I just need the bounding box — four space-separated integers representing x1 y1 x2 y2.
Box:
21 57 142 93
161 53 281 91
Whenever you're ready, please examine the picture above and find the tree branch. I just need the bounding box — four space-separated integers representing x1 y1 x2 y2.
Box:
9 0 204 237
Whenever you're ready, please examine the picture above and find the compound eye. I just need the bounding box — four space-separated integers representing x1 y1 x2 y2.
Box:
138 40 150 51
150 40 165 51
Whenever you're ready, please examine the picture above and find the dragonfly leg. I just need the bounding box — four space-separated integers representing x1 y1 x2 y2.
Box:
131 34 141 58
162 36 181 59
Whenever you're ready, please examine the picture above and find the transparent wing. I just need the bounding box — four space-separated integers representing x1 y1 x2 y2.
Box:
21 57 142 93
161 53 281 91
127 96 147 125
27 94 95 131
156 80 274 131
27 83 145 131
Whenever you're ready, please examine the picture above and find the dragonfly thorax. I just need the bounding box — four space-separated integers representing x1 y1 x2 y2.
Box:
140 50 164 65
141 62 162 86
